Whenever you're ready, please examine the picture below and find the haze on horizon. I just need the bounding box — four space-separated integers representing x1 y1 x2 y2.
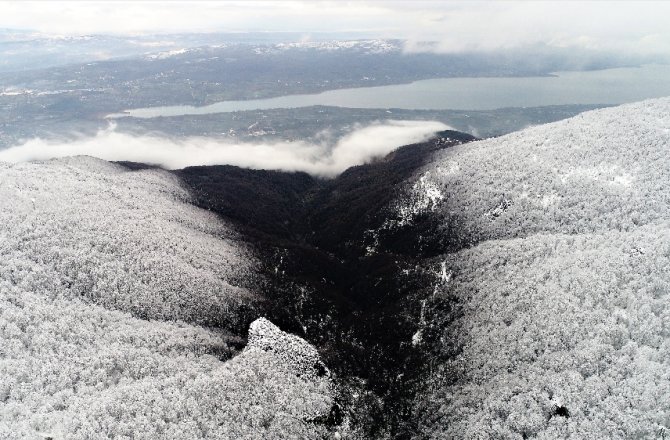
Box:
0 1 669 58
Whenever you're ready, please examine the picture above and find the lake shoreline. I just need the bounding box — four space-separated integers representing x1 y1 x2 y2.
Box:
107 64 670 118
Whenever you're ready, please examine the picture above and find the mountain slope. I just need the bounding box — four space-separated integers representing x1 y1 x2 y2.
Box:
0 157 333 439
0 157 258 329
174 130 478 438
397 98 670 438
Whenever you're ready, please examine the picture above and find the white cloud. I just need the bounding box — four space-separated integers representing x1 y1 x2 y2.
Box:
401 1 670 55
0 120 449 177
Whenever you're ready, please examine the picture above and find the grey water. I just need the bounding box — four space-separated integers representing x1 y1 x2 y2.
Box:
109 64 670 118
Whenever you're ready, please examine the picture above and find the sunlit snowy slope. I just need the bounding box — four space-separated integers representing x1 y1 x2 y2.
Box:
402 98 670 438
0 158 332 439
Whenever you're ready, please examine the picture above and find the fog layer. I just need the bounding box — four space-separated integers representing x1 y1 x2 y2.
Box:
0 120 449 177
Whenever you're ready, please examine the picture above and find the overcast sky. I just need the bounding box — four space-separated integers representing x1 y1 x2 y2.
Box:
0 1 669 54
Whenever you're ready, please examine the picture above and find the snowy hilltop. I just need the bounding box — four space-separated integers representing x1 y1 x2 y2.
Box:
0 157 258 328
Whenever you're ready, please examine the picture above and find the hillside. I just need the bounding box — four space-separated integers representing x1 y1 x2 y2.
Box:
1 98 669 438
400 98 670 438
0 157 333 439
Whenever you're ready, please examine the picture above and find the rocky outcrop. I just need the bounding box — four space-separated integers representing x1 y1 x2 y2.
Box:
246 317 330 381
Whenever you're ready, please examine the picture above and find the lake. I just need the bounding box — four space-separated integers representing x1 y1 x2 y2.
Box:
109 64 670 118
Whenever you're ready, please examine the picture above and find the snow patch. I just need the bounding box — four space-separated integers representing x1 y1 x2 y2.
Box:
146 48 189 59
396 172 444 227
274 39 400 54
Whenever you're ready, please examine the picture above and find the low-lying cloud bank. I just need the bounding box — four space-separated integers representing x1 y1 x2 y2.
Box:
0 120 449 177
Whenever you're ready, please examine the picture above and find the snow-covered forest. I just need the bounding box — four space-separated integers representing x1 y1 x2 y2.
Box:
1 98 669 439
2 0 670 437
0 158 332 439
404 98 670 438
